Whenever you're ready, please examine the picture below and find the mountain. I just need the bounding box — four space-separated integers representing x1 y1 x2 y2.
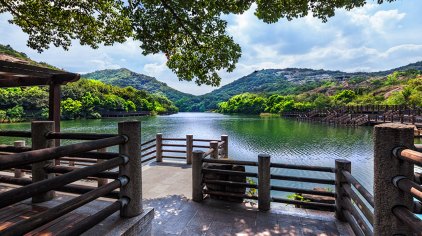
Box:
191 62 422 111
0 44 59 70
83 61 422 112
83 69 194 108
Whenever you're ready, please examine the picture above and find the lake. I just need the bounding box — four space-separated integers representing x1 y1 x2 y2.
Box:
1 112 420 196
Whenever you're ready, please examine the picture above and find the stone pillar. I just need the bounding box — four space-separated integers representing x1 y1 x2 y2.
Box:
221 135 228 159
31 121 55 203
186 134 193 165
192 150 204 202
373 123 414 235
335 159 351 221
156 133 163 162
13 140 25 178
210 141 218 159
258 154 271 211
97 147 108 187
119 121 143 217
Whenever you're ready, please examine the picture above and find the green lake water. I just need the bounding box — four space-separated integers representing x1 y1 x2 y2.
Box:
1 112 421 196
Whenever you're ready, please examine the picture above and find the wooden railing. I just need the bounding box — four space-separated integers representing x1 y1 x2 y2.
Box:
192 149 339 212
0 121 143 235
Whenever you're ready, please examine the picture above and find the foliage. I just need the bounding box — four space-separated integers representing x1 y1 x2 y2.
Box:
0 0 395 86
0 78 178 122
217 70 422 114
287 193 310 202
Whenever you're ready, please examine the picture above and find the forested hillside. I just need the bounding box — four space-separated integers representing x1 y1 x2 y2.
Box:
83 69 194 107
218 69 422 114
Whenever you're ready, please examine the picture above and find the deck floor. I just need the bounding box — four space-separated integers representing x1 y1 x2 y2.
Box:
0 161 353 235
143 161 352 235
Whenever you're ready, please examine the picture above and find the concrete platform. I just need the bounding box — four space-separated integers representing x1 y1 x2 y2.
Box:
142 160 353 235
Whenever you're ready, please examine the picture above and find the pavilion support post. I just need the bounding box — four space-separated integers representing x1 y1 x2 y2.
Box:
221 135 228 158
335 159 351 221
156 133 163 162
118 121 143 217
373 123 414 235
258 154 271 211
49 83 61 164
31 121 55 203
192 150 204 202
13 140 25 178
186 134 193 164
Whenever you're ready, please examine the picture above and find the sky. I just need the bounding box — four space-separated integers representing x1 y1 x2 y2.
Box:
0 1 421 95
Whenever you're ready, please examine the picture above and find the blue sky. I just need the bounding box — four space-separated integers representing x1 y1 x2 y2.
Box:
0 1 421 95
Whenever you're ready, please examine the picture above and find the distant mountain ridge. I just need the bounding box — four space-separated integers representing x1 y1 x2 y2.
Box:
83 68 194 104
83 61 422 112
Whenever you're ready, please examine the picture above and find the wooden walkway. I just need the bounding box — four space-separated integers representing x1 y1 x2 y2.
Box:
143 161 353 235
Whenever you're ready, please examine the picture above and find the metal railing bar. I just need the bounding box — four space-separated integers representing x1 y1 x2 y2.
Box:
343 209 365 236
270 163 335 173
140 144 156 152
162 149 187 153
392 206 422 234
393 148 422 167
271 197 336 211
46 132 116 140
202 168 258 177
392 176 422 203
162 138 186 141
0 175 119 199
203 159 258 166
141 156 156 163
162 144 186 147
203 190 258 200
193 145 210 149
270 174 335 185
342 170 375 207
342 184 374 225
0 156 126 209
0 178 126 236
141 138 156 146
343 197 374 236
0 136 127 170
0 130 31 138
203 179 258 188
270 185 336 197
141 150 156 158
0 145 31 153
193 139 220 142
43 166 118 179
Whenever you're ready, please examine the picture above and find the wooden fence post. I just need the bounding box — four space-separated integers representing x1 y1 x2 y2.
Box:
13 140 25 178
31 121 55 203
118 121 143 217
221 135 228 158
210 141 218 159
186 134 193 164
373 123 414 235
97 147 108 187
192 150 204 202
335 159 351 221
258 154 271 211
156 133 163 162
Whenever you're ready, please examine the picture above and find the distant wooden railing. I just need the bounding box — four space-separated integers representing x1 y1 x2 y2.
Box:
0 121 143 235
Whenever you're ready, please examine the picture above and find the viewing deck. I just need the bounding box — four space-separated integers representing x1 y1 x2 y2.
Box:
0 160 352 235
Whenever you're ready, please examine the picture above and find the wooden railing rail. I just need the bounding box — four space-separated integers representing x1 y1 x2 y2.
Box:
0 121 144 235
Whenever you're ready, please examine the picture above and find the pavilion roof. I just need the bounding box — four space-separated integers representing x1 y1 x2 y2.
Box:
0 59 80 88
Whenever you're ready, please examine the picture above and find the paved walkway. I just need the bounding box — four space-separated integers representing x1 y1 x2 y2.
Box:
142 161 353 235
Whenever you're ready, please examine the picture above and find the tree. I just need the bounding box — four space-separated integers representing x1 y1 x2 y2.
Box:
0 0 395 86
